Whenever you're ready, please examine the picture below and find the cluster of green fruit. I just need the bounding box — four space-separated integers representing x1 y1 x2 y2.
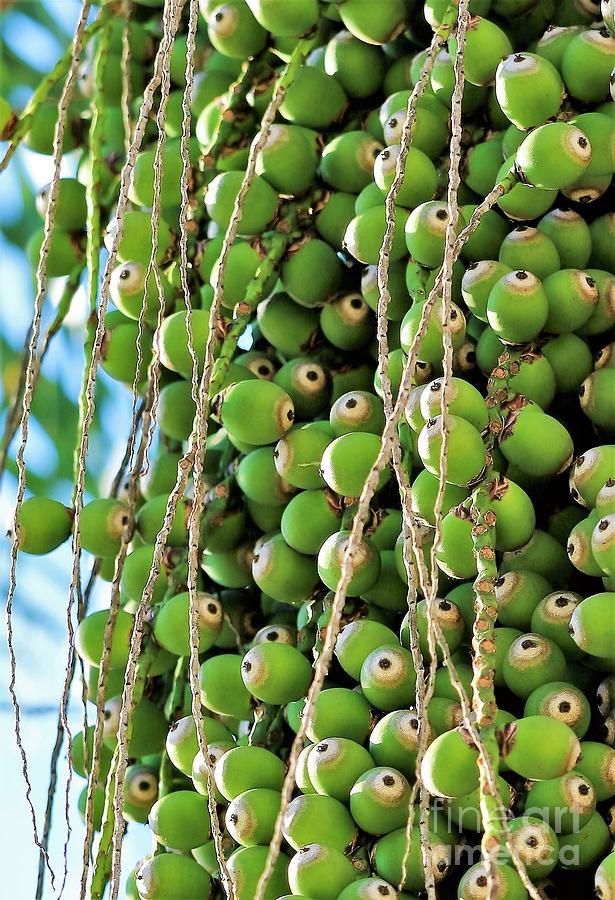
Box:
7 0 615 898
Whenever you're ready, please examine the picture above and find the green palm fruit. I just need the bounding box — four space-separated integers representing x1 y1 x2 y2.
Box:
558 810 611 870
420 727 480 798
495 570 552 630
530 591 585 661
435 504 477 580
273 359 330 420
105 210 172 267
405 200 459 268
315 192 356 251
419 376 487 432
282 793 357 853
418 414 487 487
372 826 450 893
320 431 389 498
568 511 604 577
135 854 211 899
525 770 596 834
154 591 223 657
495 51 563 129
400 298 466 369
288 843 356 900
570 445 615 507
538 207 593 269
561 27 615 103
123 765 158 824
281 489 341 555
204 170 277 236
592 514 615 575
225 788 281 848
148 790 210 851
36 178 86 233
500 715 581 779
256 292 320 356
344 204 409 265
448 776 513 832
325 30 385 98
595 851 615 899
496 155 557 221
580 370 615 431
252 532 319 606
541 334 594 395
498 226 561 281
502 529 573 589
410 469 468 526
199 653 253 719
349 766 412 836
334 619 398 681
369 709 428 779
569 592 615 659
462 260 512 324
282 238 343 307
15 496 73 555
238 446 297 505
206 1 267 59
337 0 406 45
486 269 549 344
516 122 592 190
281 66 346 128
307 737 375 803
590 212 615 270
499 402 574 478
245 0 318 36
449 18 512 87
360 644 416 711
75 608 133 669
431 49 488 114
457 861 530 899
226 845 290 900
524 681 591 737
217 380 294 445
504 633 568 699
241 642 312 704
320 131 383 194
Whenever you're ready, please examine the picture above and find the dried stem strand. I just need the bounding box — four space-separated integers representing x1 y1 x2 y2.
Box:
4 1 93 885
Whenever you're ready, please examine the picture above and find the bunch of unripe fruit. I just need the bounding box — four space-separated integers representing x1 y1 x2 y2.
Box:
8 0 615 897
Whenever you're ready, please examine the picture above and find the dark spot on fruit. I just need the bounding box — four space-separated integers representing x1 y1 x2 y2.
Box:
230 814 238 824
306 370 319 381
382 774 395 786
578 385 585 398
513 54 525 62
477 875 488 887
379 656 392 670
558 701 571 713
346 397 357 408
555 596 568 608
266 630 278 641
526 835 538 848
439 600 451 611
377 889 390 897
516 270 528 280
258 364 270 376
207 602 218 614
567 542 575 555
287 410 294 421
120 268 130 280
138 781 151 792
436 209 448 221
436 858 447 873
215 10 224 21
410 718 418 729
586 276 595 288
350 297 363 309
430 381 441 392
578 782 590 796
599 519 609 531
578 137 588 149
579 194 592 203
515 225 528 232
242 661 252 672
467 262 478 270
317 742 328 752
521 639 537 650
381 149 390 160
495 576 505 587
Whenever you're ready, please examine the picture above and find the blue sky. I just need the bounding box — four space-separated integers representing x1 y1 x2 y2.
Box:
1 3 152 894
